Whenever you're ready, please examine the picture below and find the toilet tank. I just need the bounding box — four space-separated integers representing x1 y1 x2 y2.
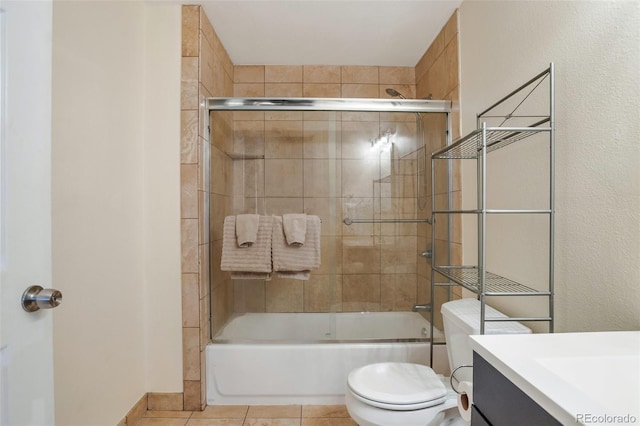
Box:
441 299 531 376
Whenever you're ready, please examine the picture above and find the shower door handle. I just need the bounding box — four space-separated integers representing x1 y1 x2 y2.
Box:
21 285 63 312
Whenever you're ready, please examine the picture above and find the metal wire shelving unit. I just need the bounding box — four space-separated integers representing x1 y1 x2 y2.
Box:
429 64 555 349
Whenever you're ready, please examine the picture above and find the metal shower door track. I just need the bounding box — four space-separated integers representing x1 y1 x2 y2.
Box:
207 97 451 113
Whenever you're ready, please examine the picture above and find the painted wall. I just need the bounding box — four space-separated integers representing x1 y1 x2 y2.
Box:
459 1 640 331
52 1 182 424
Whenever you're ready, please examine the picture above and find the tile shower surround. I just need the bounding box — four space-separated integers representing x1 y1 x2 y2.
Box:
173 4 461 415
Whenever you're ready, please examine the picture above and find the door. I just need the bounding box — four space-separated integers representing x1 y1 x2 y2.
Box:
0 0 55 425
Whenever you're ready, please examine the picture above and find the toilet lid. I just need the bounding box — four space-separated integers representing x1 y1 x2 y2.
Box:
347 362 447 408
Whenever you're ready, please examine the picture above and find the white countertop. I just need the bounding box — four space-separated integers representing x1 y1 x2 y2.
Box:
470 331 640 425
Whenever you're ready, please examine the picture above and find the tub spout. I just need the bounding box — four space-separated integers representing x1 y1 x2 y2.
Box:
412 304 431 312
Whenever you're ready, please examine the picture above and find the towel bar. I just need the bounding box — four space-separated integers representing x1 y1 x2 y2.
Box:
343 217 432 225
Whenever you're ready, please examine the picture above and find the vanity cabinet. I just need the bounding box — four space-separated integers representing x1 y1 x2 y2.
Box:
472 352 560 426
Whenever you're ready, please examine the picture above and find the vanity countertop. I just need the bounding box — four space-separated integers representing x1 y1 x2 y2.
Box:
470 331 640 425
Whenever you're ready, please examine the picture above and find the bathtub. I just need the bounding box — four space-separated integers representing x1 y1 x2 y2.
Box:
206 311 448 405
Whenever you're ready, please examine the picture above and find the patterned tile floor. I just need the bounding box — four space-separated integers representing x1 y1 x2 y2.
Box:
134 404 358 426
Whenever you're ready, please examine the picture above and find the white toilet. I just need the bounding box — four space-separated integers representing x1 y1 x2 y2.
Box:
345 298 532 426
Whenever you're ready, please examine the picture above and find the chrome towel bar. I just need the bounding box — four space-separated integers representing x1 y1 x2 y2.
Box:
343 217 432 225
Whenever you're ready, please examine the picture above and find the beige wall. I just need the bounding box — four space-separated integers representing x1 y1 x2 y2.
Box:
52 1 182 424
459 1 640 331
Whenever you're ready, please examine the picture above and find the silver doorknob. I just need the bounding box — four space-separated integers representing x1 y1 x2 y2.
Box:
21 285 63 312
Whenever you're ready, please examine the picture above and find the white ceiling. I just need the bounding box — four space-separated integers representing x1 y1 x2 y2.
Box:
200 1 462 67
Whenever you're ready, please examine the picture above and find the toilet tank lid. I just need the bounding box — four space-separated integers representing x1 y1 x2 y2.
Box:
441 299 532 335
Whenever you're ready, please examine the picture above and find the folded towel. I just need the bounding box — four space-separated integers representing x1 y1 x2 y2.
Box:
277 271 310 280
231 272 272 281
282 213 307 247
221 215 273 273
236 214 260 247
272 215 321 275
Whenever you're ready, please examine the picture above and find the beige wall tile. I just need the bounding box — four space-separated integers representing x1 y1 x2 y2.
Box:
234 65 265 83
443 9 459 46
266 279 304 312
266 65 303 83
264 159 303 197
304 274 342 312
234 83 265 97
303 65 340 83
341 197 374 237
200 35 215 95
213 111 234 153
182 327 200 381
379 67 415 85
199 293 210 349
182 6 199 57
181 165 198 218
341 66 378 84
211 279 230 335
342 274 381 312
182 273 199 327
209 193 231 242
342 237 381 274
199 244 210 298
233 159 265 201
265 121 303 159
148 393 184 411
303 83 341 98
303 120 341 159
181 219 198 273
233 280 266 313
380 274 424 311
341 121 379 159
304 159 341 198
181 110 199 164
342 159 380 198
183 380 201 411
265 83 303 97
303 198 343 237
444 35 459 97
211 146 231 196
181 82 199 110
182 56 198 84
380 236 418 274
263 197 303 215
341 84 379 98
233 120 265 157
199 6 216 51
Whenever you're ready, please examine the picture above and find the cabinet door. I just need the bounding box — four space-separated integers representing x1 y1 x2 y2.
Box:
471 406 492 426
473 353 561 426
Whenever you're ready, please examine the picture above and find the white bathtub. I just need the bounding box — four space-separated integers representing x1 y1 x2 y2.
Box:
206 312 448 405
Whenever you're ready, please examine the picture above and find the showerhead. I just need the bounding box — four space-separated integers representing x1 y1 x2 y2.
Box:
385 88 406 99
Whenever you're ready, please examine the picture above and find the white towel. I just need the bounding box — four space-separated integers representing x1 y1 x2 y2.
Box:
272 215 321 275
235 214 260 247
221 215 273 273
231 272 272 281
282 213 307 247
277 271 310 280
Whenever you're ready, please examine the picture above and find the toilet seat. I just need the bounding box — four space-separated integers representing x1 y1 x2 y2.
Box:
347 362 447 411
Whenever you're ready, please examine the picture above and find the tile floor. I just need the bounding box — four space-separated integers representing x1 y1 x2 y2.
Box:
135 404 358 426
